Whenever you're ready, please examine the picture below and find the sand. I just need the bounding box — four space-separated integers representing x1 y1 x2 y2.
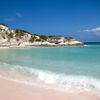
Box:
0 78 100 100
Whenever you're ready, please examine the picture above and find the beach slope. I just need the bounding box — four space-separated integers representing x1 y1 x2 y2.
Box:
0 78 99 100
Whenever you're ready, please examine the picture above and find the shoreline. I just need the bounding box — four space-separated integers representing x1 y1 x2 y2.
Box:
0 77 99 100
0 68 100 100
0 44 84 49
0 44 100 100
0 62 100 98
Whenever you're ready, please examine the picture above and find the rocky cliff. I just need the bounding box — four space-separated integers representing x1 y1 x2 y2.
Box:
0 23 83 47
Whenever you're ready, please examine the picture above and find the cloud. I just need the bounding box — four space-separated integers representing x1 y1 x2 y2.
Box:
3 12 22 22
84 27 100 32
4 18 16 22
16 12 22 17
82 27 100 36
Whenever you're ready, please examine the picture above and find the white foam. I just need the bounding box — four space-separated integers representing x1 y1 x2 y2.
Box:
0 62 100 94
0 74 33 85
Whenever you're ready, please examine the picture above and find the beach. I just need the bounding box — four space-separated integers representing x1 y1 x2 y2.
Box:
0 45 100 100
0 78 99 100
0 0 100 99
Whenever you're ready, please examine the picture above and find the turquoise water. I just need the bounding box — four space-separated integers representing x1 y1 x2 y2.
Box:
0 45 100 92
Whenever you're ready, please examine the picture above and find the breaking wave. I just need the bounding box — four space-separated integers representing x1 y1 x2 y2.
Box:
0 62 100 94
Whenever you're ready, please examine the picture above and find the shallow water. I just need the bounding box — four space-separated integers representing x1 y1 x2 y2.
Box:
0 45 100 93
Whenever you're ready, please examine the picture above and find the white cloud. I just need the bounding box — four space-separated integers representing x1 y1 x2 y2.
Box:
4 18 16 22
82 27 100 36
16 12 22 17
3 12 22 22
84 27 100 32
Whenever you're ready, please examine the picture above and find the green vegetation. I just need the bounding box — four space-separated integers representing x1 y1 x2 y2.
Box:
8 32 13 38
15 29 25 37
39 35 48 40
29 36 36 42
65 37 74 42
2 36 5 39
35 39 41 41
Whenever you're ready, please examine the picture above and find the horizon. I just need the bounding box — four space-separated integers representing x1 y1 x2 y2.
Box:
0 0 100 42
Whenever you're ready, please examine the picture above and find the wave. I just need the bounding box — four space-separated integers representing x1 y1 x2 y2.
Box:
0 62 100 94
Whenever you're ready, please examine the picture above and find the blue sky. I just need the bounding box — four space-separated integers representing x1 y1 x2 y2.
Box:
0 0 100 42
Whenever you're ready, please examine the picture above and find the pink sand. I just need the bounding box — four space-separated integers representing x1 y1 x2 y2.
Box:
0 78 100 100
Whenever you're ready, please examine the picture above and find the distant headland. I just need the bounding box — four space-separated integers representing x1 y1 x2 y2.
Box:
0 23 83 48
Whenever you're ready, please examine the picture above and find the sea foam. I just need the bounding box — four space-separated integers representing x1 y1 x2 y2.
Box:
0 62 100 94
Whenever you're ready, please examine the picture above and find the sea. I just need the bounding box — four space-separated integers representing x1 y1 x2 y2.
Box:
0 43 100 95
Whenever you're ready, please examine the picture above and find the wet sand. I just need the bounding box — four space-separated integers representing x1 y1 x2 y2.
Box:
0 78 99 100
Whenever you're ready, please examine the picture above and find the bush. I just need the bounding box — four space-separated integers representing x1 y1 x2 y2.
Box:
8 33 13 38
40 35 48 40
15 29 25 37
29 36 36 42
35 39 41 41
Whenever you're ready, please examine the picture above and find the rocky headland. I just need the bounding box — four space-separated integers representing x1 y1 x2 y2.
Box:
0 23 83 48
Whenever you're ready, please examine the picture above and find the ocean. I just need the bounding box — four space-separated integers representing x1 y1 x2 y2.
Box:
0 44 100 95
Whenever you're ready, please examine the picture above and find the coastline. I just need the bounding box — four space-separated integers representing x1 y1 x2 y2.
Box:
0 43 84 49
0 77 99 100
0 44 100 100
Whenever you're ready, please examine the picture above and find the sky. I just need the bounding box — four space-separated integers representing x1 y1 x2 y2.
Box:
0 0 100 42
